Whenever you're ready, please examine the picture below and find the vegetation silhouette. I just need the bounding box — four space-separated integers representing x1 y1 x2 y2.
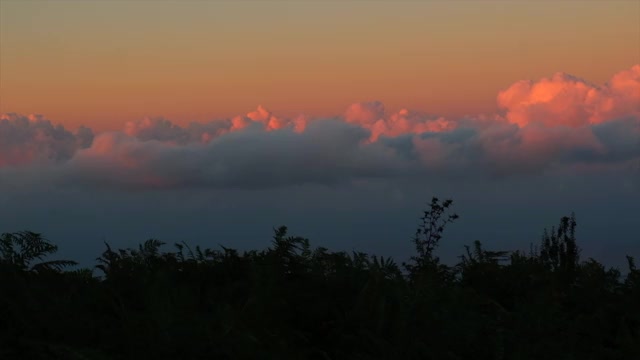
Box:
1 197 639 359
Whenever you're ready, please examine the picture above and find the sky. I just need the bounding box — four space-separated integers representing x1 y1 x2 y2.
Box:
1 0 639 268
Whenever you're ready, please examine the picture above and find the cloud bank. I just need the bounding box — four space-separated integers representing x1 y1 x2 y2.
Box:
1 65 638 190
0 114 94 167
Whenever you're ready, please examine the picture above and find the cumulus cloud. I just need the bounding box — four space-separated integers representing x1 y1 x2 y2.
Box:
246 105 307 132
406 114 639 178
123 106 308 146
57 120 411 190
590 117 640 162
0 113 93 167
344 101 454 141
497 65 640 127
124 117 232 144
1 64 638 189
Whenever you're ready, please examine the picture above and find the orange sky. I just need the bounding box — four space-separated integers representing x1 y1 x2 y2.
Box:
1 0 638 131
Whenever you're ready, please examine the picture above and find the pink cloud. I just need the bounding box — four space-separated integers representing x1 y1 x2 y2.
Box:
245 105 306 132
497 64 640 127
121 106 308 147
345 101 455 141
124 117 231 145
603 64 640 118
345 101 386 126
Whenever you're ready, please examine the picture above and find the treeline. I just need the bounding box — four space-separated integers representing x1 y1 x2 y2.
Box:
1 198 639 359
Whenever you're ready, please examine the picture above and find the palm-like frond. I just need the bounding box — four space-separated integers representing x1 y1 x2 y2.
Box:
0 231 76 272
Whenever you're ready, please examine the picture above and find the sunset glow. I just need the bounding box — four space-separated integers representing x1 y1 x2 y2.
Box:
1 1 638 131
0 0 639 270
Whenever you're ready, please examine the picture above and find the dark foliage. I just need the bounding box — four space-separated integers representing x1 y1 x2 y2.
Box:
1 197 638 359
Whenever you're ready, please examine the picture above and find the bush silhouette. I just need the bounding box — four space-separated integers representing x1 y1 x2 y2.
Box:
0 198 638 359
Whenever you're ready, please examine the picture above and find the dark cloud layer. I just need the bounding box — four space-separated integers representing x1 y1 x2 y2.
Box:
56 120 412 190
1 112 638 191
